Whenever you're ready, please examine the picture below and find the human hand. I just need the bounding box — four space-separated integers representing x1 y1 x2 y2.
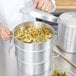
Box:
0 25 13 41
34 0 52 13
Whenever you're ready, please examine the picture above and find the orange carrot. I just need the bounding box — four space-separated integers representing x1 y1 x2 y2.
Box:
31 31 39 36
44 29 50 35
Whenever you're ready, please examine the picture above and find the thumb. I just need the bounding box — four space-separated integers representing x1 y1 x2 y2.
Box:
4 27 11 35
10 31 13 35
34 0 40 7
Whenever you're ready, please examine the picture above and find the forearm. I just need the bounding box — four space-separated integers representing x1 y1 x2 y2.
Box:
0 18 2 33
0 24 1 38
0 22 3 38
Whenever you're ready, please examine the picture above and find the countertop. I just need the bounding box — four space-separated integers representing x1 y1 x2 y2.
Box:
55 0 76 12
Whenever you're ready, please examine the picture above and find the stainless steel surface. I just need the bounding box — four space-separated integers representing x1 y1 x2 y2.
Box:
18 69 51 76
52 32 76 75
13 21 54 75
57 12 76 53
17 58 51 75
15 45 52 63
53 46 76 68
52 51 76 75
20 8 57 23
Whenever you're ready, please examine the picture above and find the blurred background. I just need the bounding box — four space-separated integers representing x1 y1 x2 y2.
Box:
56 0 76 12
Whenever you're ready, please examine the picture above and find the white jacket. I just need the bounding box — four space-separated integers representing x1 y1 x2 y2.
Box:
0 0 55 31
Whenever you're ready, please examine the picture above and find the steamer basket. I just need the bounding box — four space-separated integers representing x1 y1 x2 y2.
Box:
17 58 51 75
15 44 52 63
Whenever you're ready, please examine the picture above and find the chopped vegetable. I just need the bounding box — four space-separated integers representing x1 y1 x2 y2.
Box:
52 70 67 76
44 29 50 35
14 25 53 43
31 31 39 36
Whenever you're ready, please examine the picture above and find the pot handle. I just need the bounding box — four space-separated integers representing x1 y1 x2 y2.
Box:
8 35 15 56
20 8 58 23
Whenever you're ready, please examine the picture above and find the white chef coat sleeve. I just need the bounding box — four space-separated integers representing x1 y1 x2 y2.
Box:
0 18 1 23
50 0 56 12
0 9 1 23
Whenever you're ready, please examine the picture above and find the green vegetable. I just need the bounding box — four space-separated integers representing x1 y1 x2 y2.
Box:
52 70 67 76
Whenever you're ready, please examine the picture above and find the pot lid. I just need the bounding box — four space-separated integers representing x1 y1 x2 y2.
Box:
20 8 57 23
60 12 76 26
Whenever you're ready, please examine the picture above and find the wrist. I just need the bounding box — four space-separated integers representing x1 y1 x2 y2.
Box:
50 0 56 12
0 24 2 38
0 23 2 31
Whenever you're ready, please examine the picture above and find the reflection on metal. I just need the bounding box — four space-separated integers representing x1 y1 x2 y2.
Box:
53 45 76 68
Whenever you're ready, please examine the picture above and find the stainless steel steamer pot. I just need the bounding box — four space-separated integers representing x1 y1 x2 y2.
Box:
21 9 76 53
13 21 54 75
57 12 76 53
